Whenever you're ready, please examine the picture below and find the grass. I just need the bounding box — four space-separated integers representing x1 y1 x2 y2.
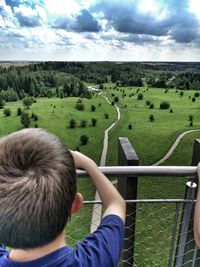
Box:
0 95 117 246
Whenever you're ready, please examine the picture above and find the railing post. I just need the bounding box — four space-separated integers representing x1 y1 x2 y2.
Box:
174 139 200 267
118 137 139 267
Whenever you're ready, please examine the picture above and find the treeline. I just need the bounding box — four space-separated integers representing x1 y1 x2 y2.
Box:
146 71 200 90
0 66 91 102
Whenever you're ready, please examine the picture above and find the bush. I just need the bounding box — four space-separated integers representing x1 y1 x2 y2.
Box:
35 123 38 128
160 101 170 109
189 121 193 127
180 91 184 97
149 114 155 122
137 93 143 100
90 105 96 112
23 96 33 109
149 103 154 109
21 112 31 128
170 108 173 113
75 102 85 111
80 135 89 145
17 107 22 116
192 97 196 102
69 119 77 128
104 113 109 119
145 100 151 106
114 96 119 102
128 124 132 130
111 101 114 105
31 112 35 119
194 92 200 97
91 118 97 127
3 108 11 117
34 114 38 121
189 115 193 121
80 120 87 128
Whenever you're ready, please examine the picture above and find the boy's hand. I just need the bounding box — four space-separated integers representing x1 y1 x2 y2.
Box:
70 150 96 170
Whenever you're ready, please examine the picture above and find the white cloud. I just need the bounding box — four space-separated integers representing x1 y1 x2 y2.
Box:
44 0 80 16
189 0 200 20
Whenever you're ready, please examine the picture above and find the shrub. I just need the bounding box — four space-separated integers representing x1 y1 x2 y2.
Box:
111 101 114 106
17 107 22 116
192 97 196 102
145 100 151 106
90 105 96 112
75 102 85 111
149 103 154 109
69 118 77 128
194 92 200 97
114 96 119 102
31 112 35 119
189 115 193 121
160 101 170 109
104 113 109 119
180 91 184 97
170 108 173 113
80 119 87 128
21 112 31 128
23 97 33 109
80 135 89 145
91 118 97 127
149 114 155 122
137 93 143 100
3 108 11 117
189 121 193 127
34 114 38 121
128 124 132 130
35 123 38 128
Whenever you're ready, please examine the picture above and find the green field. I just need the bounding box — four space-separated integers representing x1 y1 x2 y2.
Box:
1 86 200 265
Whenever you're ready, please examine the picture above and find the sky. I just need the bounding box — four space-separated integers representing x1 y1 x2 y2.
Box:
0 0 200 61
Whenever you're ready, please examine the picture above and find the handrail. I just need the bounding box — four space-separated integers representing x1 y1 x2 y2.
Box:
76 166 198 177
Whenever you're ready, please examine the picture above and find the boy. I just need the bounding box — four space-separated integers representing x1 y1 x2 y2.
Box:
0 128 126 266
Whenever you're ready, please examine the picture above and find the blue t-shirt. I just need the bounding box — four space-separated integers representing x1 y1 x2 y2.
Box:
0 215 124 267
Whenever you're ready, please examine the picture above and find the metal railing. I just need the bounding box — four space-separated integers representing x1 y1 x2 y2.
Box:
66 137 200 267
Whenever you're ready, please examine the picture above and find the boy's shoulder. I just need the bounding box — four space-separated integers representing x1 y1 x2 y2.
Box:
0 215 124 267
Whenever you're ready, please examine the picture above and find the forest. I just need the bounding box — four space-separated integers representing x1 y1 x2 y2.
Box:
0 62 200 104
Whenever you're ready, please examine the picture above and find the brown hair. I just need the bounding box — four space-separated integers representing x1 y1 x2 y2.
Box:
0 128 76 249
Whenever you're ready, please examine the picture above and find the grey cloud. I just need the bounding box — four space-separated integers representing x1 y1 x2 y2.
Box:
14 8 43 27
53 9 101 33
91 0 200 45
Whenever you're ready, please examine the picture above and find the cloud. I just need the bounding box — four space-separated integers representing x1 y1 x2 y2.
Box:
91 0 200 45
53 9 101 32
13 4 46 27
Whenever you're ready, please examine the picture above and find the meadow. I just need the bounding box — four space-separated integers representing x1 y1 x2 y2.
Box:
1 85 200 265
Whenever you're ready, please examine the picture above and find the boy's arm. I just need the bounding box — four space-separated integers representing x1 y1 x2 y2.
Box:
71 151 126 222
194 163 200 247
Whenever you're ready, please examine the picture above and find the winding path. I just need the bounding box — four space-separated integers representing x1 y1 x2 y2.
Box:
90 95 121 232
152 129 200 166
89 86 200 231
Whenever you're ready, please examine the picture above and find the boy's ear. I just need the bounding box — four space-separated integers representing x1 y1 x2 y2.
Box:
71 193 83 214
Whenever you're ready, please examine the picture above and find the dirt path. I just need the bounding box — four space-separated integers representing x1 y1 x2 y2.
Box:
152 129 200 166
90 96 120 232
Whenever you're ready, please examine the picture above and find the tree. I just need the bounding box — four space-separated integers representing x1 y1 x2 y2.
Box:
149 114 155 122
23 96 33 109
189 115 193 122
17 107 22 116
3 108 11 117
80 135 89 145
137 93 143 100
21 112 31 128
91 118 97 127
192 97 196 102
91 105 96 112
34 114 38 121
69 118 77 128
180 91 184 97
0 96 5 109
104 113 109 119
80 119 87 128
160 101 170 109
75 102 85 111
170 108 173 113
145 100 151 106
114 96 119 102
149 103 154 109
128 124 132 130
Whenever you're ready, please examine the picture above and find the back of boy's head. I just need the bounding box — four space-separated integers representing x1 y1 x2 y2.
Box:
0 128 76 249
